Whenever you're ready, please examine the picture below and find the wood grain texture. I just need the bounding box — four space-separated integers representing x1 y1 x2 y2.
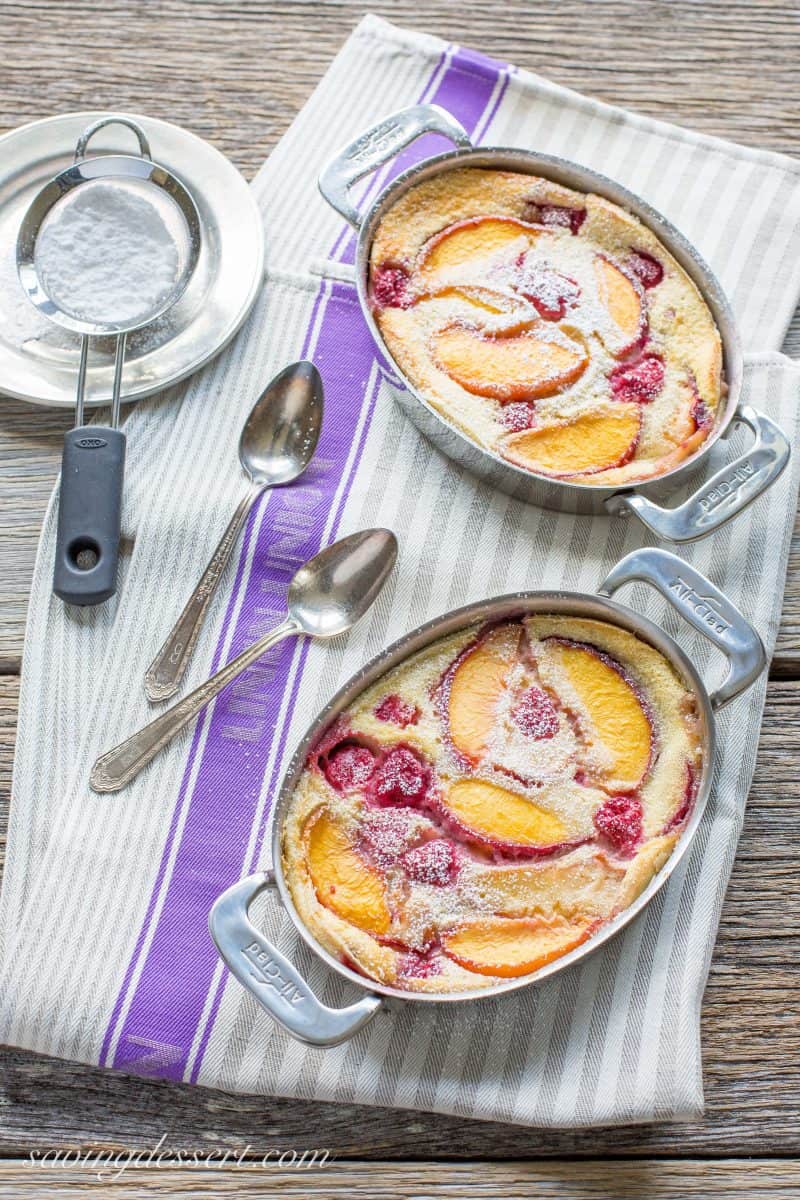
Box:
1 1159 800 1199
0 0 799 1183
0 679 797 1159
0 679 13 860
0 402 68 673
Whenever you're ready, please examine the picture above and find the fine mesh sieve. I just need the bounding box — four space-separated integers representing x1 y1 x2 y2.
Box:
16 115 201 605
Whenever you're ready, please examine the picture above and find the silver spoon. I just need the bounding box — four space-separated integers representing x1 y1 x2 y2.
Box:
90 528 398 793
143 360 324 703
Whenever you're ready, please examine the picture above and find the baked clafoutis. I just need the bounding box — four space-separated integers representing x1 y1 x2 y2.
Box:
282 617 702 994
369 169 724 486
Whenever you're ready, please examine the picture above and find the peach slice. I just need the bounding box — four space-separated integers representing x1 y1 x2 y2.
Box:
305 810 391 935
431 285 509 314
646 426 707 478
687 333 723 401
442 914 594 977
440 778 568 853
432 325 588 402
418 216 540 277
501 405 641 478
548 640 652 791
445 624 519 764
595 256 643 353
469 851 625 919
418 285 535 337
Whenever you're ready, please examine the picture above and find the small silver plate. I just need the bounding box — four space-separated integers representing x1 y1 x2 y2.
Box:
0 111 265 408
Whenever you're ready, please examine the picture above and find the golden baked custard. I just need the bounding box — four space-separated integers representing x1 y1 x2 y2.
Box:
369 169 724 486
281 617 702 994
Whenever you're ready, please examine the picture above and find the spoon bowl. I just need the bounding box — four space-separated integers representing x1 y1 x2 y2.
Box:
240 359 323 486
92 527 399 792
144 359 324 701
288 528 398 638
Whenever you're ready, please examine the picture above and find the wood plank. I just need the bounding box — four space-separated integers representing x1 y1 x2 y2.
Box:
1 1159 799 1199
0 677 13 859
1 1 799 160
0 677 796 1158
775 513 800 674
0 402 68 673
1 0 799 1174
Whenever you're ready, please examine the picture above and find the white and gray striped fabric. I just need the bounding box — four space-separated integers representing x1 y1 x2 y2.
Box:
2 15 800 1127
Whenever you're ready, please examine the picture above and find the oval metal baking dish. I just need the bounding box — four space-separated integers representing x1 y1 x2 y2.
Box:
210 547 765 1046
316 104 790 543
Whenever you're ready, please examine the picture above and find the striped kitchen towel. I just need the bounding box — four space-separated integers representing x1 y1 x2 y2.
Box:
1 14 800 1127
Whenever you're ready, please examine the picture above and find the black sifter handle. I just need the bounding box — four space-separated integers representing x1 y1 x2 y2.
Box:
53 425 126 606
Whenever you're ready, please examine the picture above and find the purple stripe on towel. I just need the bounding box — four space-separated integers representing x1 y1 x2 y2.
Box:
98 284 331 1073
104 44 508 1082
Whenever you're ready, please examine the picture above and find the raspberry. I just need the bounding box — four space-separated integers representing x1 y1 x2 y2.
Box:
374 693 419 728
628 250 664 289
371 263 412 309
402 839 459 886
312 718 352 760
594 794 643 855
691 393 713 431
515 261 580 321
398 950 442 979
610 355 665 404
324 742 376 792
511 687 559 739
372 746 430 807
359 809 415 869
533 203 586 235
501 401 536 431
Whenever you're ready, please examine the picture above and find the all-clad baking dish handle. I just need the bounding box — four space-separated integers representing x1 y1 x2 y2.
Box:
605 404 790 542
319 104 473 229
599 547 765 709
209 872 383 1047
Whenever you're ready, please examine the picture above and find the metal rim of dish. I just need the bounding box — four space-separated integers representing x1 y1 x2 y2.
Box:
315 105 791 536
268 583 716 1005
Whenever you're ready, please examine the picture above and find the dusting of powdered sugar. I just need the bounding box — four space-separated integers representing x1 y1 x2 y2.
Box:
34 178 186 327
0 237 73 351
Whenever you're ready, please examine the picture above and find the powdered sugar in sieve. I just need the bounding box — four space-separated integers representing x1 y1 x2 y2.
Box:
34 176 190 328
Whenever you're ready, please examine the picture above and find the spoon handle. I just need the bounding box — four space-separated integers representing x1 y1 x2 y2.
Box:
92 617 299 793
144 486 262 702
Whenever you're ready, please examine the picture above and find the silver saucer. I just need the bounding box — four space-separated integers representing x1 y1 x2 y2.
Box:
0 111 265 408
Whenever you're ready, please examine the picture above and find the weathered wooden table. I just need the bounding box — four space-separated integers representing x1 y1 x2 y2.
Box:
0 3 798 1196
